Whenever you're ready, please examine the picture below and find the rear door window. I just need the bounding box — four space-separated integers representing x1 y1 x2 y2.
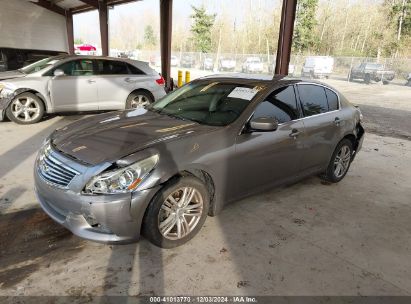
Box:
127 63 145 75
298 84 329 117
325 88 339 111
97 60 129 75
254 85 299 123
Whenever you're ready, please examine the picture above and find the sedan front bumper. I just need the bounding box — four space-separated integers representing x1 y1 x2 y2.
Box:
34 147 161 244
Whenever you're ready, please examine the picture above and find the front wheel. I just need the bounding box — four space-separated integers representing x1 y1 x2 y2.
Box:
6 92 44 124
142 176 210 248
364 74 371 84
322 139 353 183
126 90 154 109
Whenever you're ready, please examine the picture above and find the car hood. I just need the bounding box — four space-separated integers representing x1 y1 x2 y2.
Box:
51 108 217 165
0 70 26 81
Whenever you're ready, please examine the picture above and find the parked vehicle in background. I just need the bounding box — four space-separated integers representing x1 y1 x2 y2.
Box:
218 57 236 72
268 63 296 77
117 52 129 59
74 44 97 56
202 57 214 71
406 73 411 87
180 55 196 68
170 56 179 67
0 48 66 72
34 75 364 247
0 55 166 124
242 57 264 73
301 56 334 79
349 62 395 84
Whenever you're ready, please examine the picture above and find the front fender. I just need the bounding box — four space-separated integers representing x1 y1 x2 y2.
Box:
0 88 49 115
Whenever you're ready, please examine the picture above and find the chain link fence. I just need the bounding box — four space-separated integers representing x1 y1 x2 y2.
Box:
127 50 411 81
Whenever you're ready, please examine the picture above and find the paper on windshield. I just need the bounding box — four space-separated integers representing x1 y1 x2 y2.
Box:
227 87 259 100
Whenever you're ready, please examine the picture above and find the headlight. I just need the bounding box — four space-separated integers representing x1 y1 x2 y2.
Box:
84 155 159 194
0 87 14 98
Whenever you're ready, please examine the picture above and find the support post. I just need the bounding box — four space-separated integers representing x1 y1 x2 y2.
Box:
274 0 297 76
66 11 75 55
160 0 173 91
99 0 109 56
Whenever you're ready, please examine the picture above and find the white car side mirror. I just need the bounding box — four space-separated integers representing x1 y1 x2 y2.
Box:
54 69 65 77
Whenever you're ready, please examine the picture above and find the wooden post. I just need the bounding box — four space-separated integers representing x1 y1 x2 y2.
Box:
99 0 109 56
160 0 173 90
274 0 297 76
66 11 75 55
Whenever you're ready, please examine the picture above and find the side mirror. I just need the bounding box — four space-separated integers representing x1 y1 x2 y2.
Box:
54 69 65 77
249 117 278 132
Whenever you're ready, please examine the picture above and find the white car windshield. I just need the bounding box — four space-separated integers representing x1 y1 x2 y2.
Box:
19 55 65 74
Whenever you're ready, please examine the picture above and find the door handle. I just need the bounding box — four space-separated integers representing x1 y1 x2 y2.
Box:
334 117 341 126
124 77 134 83
88 79 96 83
289 129 301 138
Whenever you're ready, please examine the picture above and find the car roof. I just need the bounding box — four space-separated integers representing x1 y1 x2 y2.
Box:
54 54 140 62
195 74 339 91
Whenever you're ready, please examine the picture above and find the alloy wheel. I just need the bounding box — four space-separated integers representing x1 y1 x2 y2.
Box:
130 95 150 108
333 145 351 178
158 187 204 240
11 97 41 122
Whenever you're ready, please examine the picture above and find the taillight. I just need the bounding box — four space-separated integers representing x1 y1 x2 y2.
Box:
156 75 165 86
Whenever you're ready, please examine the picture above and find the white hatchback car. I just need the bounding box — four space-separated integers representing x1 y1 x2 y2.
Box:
0 55 166 124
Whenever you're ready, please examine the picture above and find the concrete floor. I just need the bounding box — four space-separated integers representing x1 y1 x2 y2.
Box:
0 79 410 296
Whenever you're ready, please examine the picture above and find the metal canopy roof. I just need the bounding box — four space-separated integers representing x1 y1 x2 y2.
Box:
29 0 140 15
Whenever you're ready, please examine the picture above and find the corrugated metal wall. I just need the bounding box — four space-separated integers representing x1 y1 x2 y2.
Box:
0 0 68 52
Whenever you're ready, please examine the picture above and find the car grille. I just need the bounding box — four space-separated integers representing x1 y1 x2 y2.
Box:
38 145 78 188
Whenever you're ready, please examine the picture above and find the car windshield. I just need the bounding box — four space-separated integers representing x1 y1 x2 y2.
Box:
149 81 259 126
19 55 65 74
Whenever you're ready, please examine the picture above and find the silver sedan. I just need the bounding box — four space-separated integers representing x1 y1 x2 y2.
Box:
0 55 166 124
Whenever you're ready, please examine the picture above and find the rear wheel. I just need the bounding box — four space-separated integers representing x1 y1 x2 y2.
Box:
126 90 154 109
322 139 353 183
142 176 209 248
6 92 44 124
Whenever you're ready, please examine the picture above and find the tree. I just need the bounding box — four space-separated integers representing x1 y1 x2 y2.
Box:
293 0 319 53
190 5 216 53
144 25 157 48
386 0 411 40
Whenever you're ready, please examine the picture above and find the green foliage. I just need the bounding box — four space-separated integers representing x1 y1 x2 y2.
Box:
74 38 84 45
387 0 411 38
144 25 157 47
190 5 216 53
293 0 319 53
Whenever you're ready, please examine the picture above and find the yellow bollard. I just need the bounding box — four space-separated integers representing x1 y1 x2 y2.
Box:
185 71 190 84
177 70 183 87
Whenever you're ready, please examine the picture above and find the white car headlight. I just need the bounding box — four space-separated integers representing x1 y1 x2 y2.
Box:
84 155 159 194
0 87 13 98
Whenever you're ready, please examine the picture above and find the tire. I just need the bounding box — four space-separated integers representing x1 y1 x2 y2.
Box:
321 139 353 183
142 175 210 248
126 90 154 109
364 74 371 84
6 92 45 124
